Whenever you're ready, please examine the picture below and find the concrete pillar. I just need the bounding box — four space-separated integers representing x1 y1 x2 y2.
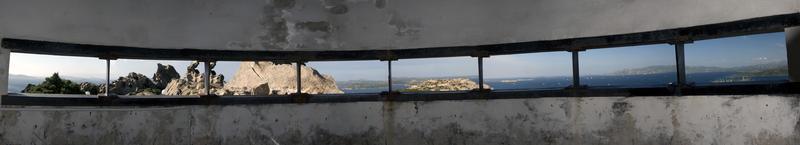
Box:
203 61 211 96
674 42 687 86
571 51 580 87
104 59 110 96
0 42 9 100
477 56 484 90
380 58 397 94
296 62 303 94
786 27 800 82
387 60 392 92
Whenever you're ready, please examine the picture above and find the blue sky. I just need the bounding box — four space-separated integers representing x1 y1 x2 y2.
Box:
9 32 787 81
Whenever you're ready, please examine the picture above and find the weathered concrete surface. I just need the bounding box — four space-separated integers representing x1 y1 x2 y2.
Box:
0 107 191 145
1 95 799 145
0 0 797 51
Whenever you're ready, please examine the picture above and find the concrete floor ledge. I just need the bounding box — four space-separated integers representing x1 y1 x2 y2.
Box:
0 95 798 145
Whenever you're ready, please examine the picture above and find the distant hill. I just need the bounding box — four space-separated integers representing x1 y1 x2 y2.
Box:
611 61 788 77
726 61 787 73
337 80 387 90
8 74 42 93
337 76 481 90
336 61 789 91
729 67 788 77
612 65 725 76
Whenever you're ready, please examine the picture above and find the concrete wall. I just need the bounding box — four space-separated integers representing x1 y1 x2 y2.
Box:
0 95 799 145
0 0 797 51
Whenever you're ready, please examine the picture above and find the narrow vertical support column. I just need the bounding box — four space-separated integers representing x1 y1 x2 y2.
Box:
203 61 211 96
99 57 117 98
478 56 485 90
387 60 393 92
380 57 398 95
671 41 690 96
571 51 580 88
674 42 687 86
786 27 800 82
104 59 110 96
296 62 302 94
290 61 309 103
0 46 9 102
471 52 489 92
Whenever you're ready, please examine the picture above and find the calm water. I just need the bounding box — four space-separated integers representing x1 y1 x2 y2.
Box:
340 72 789 93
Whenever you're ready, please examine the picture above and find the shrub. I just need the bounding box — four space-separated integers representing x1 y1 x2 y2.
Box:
22 73 83 94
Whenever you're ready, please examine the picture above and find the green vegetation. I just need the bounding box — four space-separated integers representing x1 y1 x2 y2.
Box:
22 73 82 94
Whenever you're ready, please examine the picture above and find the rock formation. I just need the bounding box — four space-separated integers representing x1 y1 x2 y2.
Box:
99 72 159 95
79 82 98 95
404 78 491 92
224 61 343 95
152 63 180 89
162 61 225 95
158 61 341 96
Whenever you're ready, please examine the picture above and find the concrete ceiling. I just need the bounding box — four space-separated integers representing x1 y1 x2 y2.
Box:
0 0 798 60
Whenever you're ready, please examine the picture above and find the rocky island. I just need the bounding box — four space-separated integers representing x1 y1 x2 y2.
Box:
403 78 490 92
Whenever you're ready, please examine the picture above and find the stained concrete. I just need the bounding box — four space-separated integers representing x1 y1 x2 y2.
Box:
0 95 798 145
0 0 797 51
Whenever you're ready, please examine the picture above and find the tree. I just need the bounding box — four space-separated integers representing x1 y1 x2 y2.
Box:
22 73 83 94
